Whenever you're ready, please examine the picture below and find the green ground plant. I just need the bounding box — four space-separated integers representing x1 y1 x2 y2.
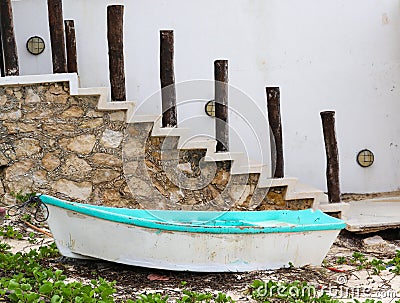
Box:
0 224 23 239
0 242 117 303
335 250 400 275
0 240 237 303
3 239 400 303
127 293 169 303
130 290 235 303
11 191 37 203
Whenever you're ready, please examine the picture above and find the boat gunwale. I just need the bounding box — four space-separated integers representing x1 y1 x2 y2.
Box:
40 194 346 234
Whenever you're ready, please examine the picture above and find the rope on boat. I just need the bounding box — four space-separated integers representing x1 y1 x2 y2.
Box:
7 195 49 222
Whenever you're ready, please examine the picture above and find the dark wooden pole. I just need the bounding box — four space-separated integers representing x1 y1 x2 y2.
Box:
320 111 341 203
107 5 126 101
0 0 19 76
64 20 78 73
160 30 177 127
0 24 6 77
214 60 229 152
266 87 284 178
47 0 67 73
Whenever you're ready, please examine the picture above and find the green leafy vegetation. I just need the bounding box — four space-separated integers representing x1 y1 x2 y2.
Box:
3 235 400 303
0 224 23 239
0 242 118 303
128 290 235 303
334 250 400 275
22 213 33 223
387 250 400 275
127 293 169 303
177 289 235 303
28 231 38 244
0 241 11 253
0 240 237 303
335 256 346 265
11 191 37 203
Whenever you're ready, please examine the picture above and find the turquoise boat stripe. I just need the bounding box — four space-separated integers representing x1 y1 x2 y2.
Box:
39 194 346 234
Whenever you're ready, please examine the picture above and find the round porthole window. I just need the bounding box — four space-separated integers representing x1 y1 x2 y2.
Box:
356 149 374 167
205 100 215 117
26 36 45 55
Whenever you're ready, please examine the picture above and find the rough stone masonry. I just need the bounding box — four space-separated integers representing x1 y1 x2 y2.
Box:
0 81 137 207
0 81 312 210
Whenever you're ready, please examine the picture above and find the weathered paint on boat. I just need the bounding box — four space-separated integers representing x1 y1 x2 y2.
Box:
40 194 345 272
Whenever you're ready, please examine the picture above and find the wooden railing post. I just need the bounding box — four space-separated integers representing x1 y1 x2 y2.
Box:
266 87 284 178
214 60 229 152
47 0 67 73
160 30 177 127
320 111 341 203
0 29 4 77
0 0 19 76
64 20 78 73
107 5 126 101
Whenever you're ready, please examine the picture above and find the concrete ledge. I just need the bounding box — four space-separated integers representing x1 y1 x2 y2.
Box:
0 73 80 93
342 198 400 233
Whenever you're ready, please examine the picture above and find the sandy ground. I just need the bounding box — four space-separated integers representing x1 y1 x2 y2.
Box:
2 216 400 303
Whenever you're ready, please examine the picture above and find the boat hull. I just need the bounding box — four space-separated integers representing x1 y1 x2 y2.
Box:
47 204 340 272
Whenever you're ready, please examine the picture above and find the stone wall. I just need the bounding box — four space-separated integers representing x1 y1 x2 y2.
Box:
0 81 312 210
0 81 137 207
144 136 313 210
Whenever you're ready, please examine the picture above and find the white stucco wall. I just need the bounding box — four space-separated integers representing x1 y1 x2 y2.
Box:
10 0 400 193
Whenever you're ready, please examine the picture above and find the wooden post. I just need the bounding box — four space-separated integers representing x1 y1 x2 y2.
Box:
64 20 78 73
160 30 177 127
266 87 284 178
320 111 341 203
47 0 67 73
0 26 5 77
0 0 19 76
214 60 229 152
107 5 126 101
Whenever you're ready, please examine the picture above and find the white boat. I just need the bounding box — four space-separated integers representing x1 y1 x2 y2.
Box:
40 194 345 272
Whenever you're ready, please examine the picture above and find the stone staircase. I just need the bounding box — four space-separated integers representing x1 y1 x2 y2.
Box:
122 119 326 211
0 73 332 212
